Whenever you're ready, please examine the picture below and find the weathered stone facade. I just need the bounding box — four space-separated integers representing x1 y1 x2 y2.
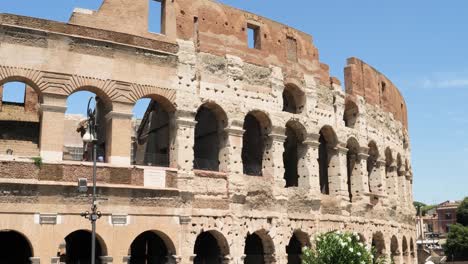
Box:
0 0 416 263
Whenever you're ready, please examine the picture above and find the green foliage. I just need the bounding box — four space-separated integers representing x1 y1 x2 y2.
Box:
31 157 43 168
443 223 468 261
301 231 387 264
456 197 468 226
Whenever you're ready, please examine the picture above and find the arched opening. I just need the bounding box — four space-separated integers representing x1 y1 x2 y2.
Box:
367 141 379 202
410 238 415 257
402 236 408 256
194 231 229 264
132 96 175 167
244 230 274 264
371 232 386 260
343 100 359 128
129 230 175 264
286 231 310 264
242 111 271 176
283 121 306 188
390 235 399 257
61 230 107 264
346 138 359 202
0 81 40 157
282 84 305 114
64 90 112 162
358 233 367 243
318 126 337 195
194 103 227 171
0 230 33 264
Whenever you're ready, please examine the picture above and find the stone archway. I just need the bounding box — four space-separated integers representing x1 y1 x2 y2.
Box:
61 230 107 264
244 230 275 264
0 230 33 264
286 231 310 264
194 230 229 264
129 230 176 264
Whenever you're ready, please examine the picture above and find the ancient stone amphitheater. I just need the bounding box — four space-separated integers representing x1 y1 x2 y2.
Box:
0 0 416 263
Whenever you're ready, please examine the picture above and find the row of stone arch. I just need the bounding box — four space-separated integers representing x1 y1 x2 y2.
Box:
0 229 415 264
1 76 411 202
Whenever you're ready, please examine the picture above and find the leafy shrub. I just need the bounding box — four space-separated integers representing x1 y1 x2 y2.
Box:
302 231 387 264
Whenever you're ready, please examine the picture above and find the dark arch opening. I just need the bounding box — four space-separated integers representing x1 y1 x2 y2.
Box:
343 100 359 128
346 138 359 202
244 233 264 264
318 126 337 195
62 230 106 264
0 230 33 264
367 141 379 198
242 113 269 176
194 106 220 171
371 232 385 260
194 231 223 264
132 97 173 167
129 231 172 264
390 235 399 256
402 236 408 256
282 84 304 114
286 231 310 264
283 124 304 188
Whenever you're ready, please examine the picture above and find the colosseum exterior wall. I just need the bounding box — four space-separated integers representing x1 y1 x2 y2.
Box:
0 0 416 263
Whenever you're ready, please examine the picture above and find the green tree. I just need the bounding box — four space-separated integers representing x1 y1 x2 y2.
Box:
443 223 468 261
302 231 387 264
456 197 468 226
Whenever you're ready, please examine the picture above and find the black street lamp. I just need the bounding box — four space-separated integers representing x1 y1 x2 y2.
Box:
80 97 102 264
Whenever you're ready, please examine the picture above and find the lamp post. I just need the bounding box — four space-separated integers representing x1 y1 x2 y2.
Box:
80 97 102 264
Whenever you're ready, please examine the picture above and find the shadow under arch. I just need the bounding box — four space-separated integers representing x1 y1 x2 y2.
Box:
318 125 338 195
193 229 230 264
0 229 34 263
193 101 228 172
284 120 307 188
244 229 275 264
128 230 177 264
242 110 272 176
286 230 311 264
60 229 108 264
371 231 386 259
283 83 306 114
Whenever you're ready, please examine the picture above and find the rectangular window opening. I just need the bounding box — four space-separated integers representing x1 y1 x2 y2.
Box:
247 24 261 49
1 82 26 105
149 0 165 34
286 36 298 62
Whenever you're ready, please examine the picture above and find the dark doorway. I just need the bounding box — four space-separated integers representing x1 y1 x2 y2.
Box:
130 231 169 264
244 233 264 264
194 106 220 171
0 230 32 264
286 234 302 264
242 114 264 176
194 232 221 264
283 126 299 187
64 230 104 264
318 133 329 194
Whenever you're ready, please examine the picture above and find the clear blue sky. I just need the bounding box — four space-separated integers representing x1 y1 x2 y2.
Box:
1 0 467 205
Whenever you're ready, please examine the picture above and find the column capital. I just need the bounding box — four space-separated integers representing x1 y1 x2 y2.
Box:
105 110 133 120
225 126 245 136
40 104 67 113
357 152 369 160
175 118 197 127
270 133 287 142
29 257 40 264
376 159 386 166
335 146 348 155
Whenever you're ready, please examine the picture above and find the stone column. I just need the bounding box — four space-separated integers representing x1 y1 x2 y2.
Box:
224 122 245 175
386 162 399 207
398 167 408 210
39 95 67 162
179 216 194 264
299 134 320 193
328 145 349 200
374 160 387 196
352 150 370 203
406 172 414 210
105 111 133 166
268 127 286 186
172 111 197 191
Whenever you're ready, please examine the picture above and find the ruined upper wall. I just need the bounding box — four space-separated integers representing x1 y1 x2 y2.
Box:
344 57 408 129
69 0 328 84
